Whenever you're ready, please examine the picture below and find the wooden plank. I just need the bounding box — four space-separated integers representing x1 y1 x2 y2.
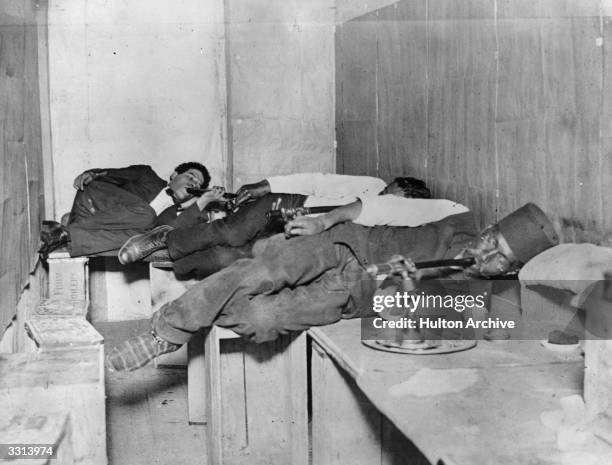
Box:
571 17 604 243
311 340 382 465
603 17 612 243
241 332 308 465
0 349 101 388
205 326 223 465
310 320 584 465
336 21 377 121
583 281 612 415
187 331 206 424
218 338 248 459
337 120 378 175
336 19 378 175
105 365 206 465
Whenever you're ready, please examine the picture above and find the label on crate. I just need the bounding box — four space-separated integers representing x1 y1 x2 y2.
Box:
25 318 103 348
33 299 89 318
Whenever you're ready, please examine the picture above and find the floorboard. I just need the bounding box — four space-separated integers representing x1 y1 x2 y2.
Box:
97 320 208 465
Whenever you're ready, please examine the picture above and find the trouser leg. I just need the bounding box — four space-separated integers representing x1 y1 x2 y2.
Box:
153 233 340 344
67 181 156 256
173 244 253 279
166 193 305 259
214 269 351 343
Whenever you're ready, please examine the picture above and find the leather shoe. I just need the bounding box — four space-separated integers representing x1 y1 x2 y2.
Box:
143 248 172 263
39 221 69 259
118 225 173 264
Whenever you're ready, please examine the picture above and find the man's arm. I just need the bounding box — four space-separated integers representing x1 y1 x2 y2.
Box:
267 173 386 199
285 201 362 236
285 196 470 236
73 165 158 190
235 173 387 206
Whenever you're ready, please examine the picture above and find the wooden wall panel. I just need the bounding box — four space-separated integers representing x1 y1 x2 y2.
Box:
602 17 612 243
0 2 45 335
336 20 378 175
336 0 610 241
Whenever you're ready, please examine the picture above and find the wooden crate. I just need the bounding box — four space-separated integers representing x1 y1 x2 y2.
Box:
203 327 308 465
47 251 89 301
149 263 309 465
31 299 90 319
0 350 106 465
25 317 103 350
0 413 74 465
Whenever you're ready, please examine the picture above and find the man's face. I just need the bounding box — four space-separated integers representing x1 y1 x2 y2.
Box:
168 168 205 202
465 226 518 277
379 181 405 197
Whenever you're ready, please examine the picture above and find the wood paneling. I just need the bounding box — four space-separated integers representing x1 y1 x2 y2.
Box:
0 2 45 335
336 0 609 243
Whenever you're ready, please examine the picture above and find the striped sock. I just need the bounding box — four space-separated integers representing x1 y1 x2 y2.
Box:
106 331 180 372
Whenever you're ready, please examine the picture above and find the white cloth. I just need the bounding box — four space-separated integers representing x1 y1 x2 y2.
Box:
354 195 470 227
267 173 386 208
148 189 197 216
149 189 174 215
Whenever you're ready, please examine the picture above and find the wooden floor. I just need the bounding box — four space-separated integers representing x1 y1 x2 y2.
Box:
97 320 208 465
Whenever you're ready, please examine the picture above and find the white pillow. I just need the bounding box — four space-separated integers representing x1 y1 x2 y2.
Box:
518 243 612 297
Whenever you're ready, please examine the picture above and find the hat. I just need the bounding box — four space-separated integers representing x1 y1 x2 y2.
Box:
496 203 559 263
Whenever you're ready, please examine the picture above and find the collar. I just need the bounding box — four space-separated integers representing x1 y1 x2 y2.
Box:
165 188 183 211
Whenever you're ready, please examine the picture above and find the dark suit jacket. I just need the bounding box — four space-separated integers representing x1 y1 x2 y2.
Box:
90 164 167 203
67 164 205 256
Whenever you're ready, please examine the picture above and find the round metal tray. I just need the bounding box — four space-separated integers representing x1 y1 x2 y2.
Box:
362 339 477 355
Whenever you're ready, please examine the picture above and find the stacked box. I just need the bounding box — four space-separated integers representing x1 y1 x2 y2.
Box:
31 299 90 319
47 252 89 301
25 317 103 350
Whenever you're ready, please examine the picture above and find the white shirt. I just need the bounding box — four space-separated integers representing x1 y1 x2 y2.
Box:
148 189 197 216
267 173 386 208
149 189 174 215
354 195 469 227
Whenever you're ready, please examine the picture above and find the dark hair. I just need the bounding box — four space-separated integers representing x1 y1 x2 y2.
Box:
174 162 211 188
393 177 431 199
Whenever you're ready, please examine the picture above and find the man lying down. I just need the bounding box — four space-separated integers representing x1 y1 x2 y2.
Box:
117 172 432 277
38 162 228 258
106 197 558 372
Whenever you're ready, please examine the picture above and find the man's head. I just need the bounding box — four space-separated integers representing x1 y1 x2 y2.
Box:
465 203 559 277
168 162 211 202
380 177 431 199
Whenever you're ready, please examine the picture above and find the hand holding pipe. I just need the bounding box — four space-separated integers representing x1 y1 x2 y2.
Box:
366 256 476 277
266 205 343 223
186 187 237 199
187 188 238 212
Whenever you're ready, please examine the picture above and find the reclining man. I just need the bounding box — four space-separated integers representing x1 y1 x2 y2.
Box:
39 162 221 258
117 173 432 277
107 195 558 372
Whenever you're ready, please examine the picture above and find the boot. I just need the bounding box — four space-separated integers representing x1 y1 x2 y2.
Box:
118 225 173 265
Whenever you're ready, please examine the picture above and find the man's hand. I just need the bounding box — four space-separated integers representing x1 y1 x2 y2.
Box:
235 179 271 206
73 170 106 190
196 186 226 210
386 255 419 280
284 216 326 237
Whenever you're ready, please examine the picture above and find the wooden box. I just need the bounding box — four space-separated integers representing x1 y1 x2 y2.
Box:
47 251 89 301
